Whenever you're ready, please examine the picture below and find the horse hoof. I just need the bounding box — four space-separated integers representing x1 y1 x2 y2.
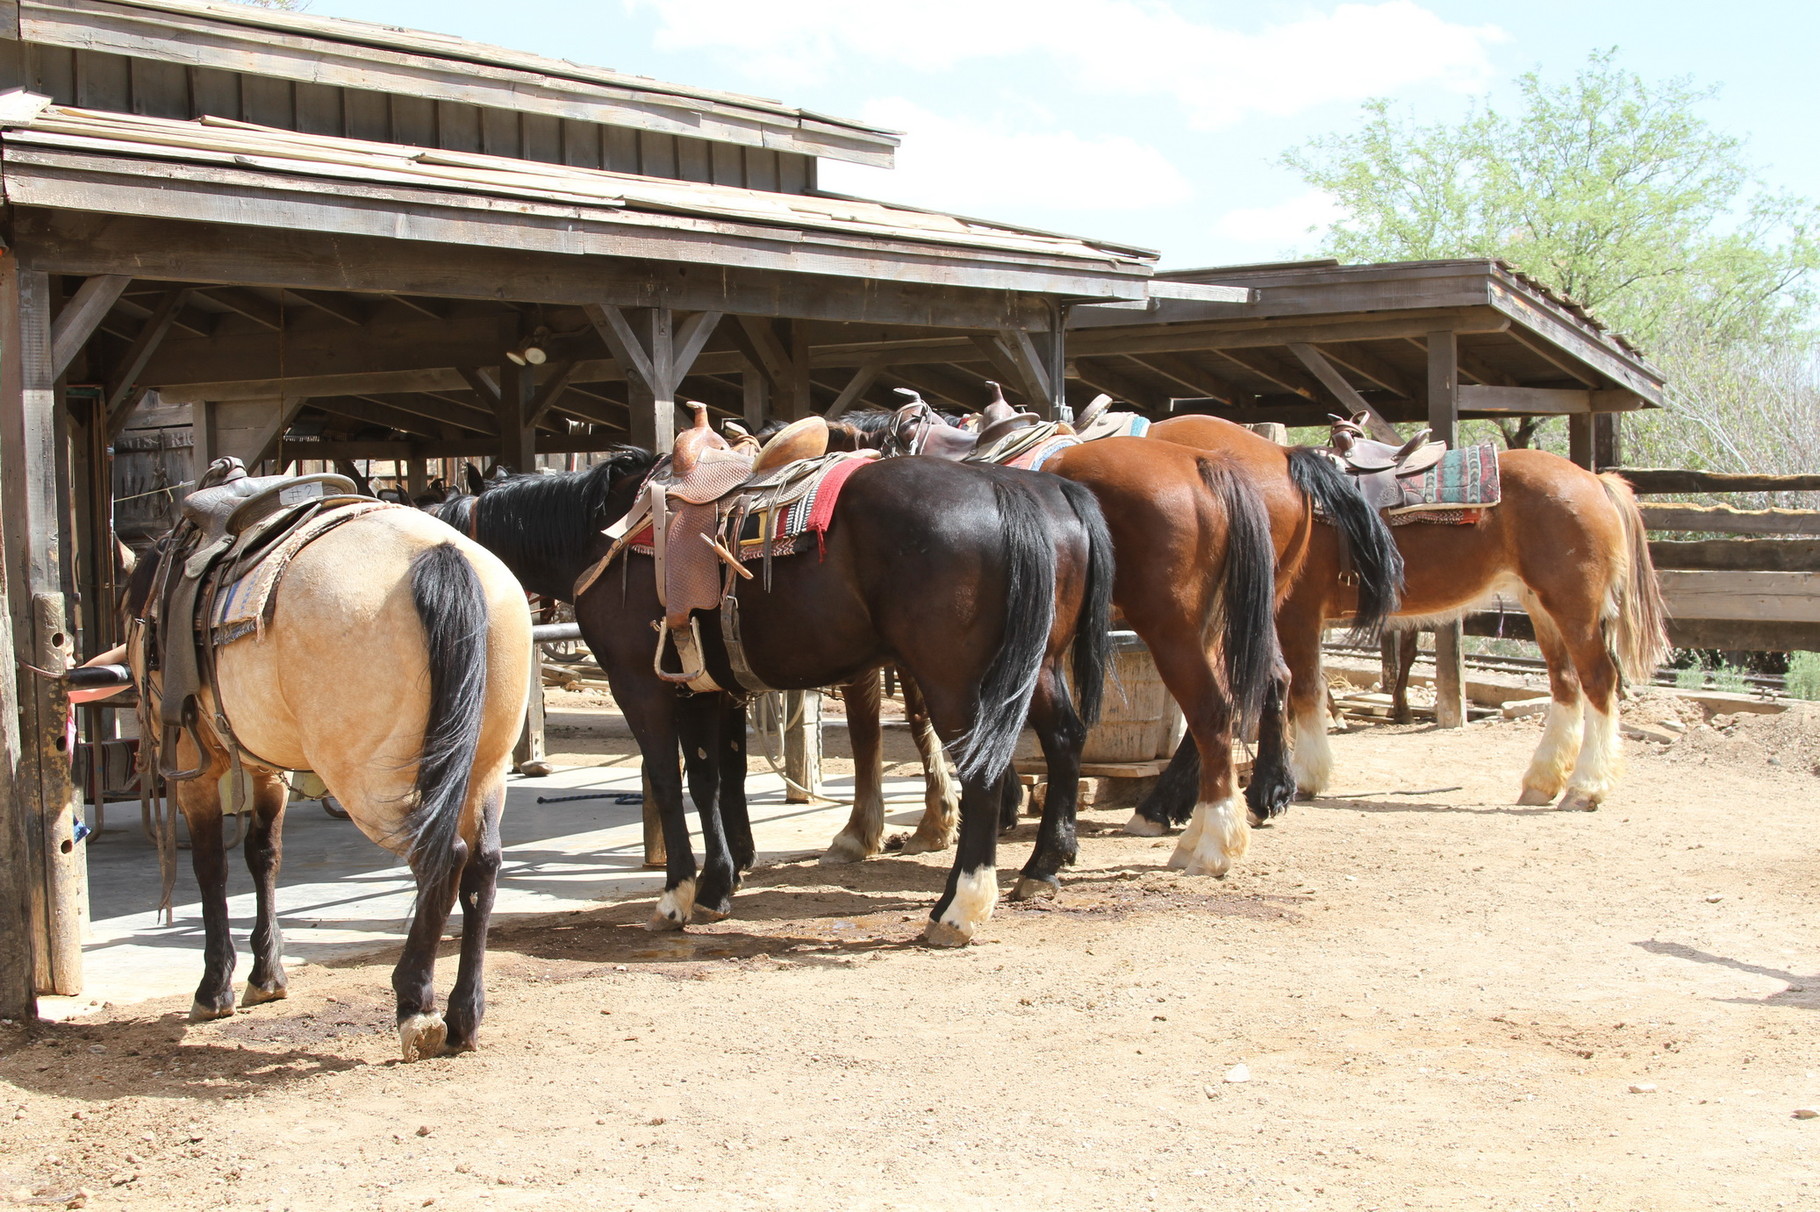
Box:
1009 875 1059 902
241 981 288 1007
1182 860 1231 879
1246 808 1267 828
1557 789 1601 812
691 904 730 924
818 836 872 865
646 879 695 931
645 910 687 932
398 1012 447 1062
1516 785 1557 806
188 998 234 1022
900 832 952 856
1122 813 1168 837
922 919 976 948
1165 845 1192 870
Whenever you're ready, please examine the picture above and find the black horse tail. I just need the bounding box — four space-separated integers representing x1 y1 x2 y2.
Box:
950 480 1057 783
1054 478 1115 728
400 542 490 894
1285 447 1403 643
1198 458 1277 729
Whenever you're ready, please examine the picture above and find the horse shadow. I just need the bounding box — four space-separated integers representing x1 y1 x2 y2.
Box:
0 1011 362 1103
1633 939 1820 1010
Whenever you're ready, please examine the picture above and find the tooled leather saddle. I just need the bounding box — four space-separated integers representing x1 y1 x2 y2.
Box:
134 457 374 799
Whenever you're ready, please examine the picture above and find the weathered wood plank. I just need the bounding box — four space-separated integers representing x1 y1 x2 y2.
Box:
560 118 601 169
49 272 128 378
16 0 899 166
1657 570 1820 623
1649 538 1820 573
1614 469 1820 495
676 135 711 184
744 147 779 192
603 125 639 174
11 208 1072 329
343 88 390 142
639 130 678 179
1640 503 1820 536
437 100 481 153
522 112 561 165
1287 341 1398 440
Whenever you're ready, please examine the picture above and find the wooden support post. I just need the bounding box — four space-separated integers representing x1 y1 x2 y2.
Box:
1288 342 1400 442
0 258 86 996
512 632 549 776
1568 413 1594 470
588 306 721 450
49 275 129 380
405 456 429 498
1426 330 1466 729
742 367 769 429
0 564 33 1021
499 360 537 471
783 689 823 803
1595 413 1621 469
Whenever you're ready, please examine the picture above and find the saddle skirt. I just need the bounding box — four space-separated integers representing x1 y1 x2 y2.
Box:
1332 441 1502 520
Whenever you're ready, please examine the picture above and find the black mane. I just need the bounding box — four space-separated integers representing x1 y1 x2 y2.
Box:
456 447 659 598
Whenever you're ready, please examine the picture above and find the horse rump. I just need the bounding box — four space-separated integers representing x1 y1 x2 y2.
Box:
1598 472 1670 684
399 542 491 893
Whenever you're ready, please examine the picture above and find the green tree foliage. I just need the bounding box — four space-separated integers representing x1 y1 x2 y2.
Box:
1284 51 1819 351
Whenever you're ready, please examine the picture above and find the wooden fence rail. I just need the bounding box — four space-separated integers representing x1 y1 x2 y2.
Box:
1610 468 1820 495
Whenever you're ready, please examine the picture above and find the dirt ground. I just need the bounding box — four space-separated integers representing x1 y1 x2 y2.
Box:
4 693 1819 1211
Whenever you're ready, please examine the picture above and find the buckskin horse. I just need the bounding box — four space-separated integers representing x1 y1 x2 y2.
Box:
128 485 531 1061
832 409 1287 878
1145 414 1669 813
442 437 1112 946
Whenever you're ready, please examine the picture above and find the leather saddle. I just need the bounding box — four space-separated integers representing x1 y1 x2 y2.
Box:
139 457 369 792
1326 411 1448 512
889 382 1048 460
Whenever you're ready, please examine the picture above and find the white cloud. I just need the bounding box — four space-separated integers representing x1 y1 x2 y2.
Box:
1210 189 1343 250
819 99 1193 219
626 0 1506 127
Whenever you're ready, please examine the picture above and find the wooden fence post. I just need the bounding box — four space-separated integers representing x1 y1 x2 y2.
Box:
783 690 822 803
1 256 87 995
1426 330 1466 729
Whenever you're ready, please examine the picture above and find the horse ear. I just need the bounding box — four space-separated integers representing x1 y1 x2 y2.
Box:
464 463 485 495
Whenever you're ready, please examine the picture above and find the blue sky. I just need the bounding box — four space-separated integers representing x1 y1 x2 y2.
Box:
308 0 1820 270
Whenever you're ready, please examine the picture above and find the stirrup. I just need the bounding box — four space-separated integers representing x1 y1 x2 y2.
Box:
655 618 709 684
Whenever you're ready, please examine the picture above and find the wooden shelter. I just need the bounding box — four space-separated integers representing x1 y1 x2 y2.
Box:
0 0 1666 1017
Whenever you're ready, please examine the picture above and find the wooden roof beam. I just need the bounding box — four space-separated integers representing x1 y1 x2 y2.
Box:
1286 342 1399 441
1119 352 1241 406
1210 348 1323 403
105 287 189 436
1067 357 1172 411
195 286 285 331
1312 341 1416 397
50 274 130 378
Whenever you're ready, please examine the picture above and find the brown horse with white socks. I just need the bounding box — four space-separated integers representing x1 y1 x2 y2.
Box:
1147 414 1669 813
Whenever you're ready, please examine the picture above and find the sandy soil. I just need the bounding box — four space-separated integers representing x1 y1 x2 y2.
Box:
4 697 1818 1211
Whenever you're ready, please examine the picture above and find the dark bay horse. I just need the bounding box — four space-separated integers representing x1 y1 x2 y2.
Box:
832 412 1286 877
1148 414 1669 812
128 510 531 1060
445 448 1113 945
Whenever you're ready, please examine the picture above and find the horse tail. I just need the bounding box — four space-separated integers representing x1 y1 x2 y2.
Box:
401 541 491 894
1599 472 1670 684
1198 458 1278 727
1285 447 1404 642
1053 478 1115 728
950 480 1057 783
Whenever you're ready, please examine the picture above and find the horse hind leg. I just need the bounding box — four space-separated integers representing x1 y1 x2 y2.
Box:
823 673 886 864
443 784 504 1053
1282 629 1334 799
393 837 467 1061
1142 633 1246 878
241 771 292 1008
925 771 1002 947
900 675 959 855
1519 607 1585 806
1556 622 1625 814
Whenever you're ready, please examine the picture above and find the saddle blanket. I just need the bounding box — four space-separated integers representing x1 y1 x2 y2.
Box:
1384 443 1501 517
626 451 872 560
207 500 400 645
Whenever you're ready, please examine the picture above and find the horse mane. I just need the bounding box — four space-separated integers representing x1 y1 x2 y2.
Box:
466 447 658 584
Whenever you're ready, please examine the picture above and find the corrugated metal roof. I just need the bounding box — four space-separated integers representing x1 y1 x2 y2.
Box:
0 98 1156 268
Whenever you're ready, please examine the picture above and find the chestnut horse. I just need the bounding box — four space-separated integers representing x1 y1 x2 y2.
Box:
446 447 1113 946
832 413 1287 878
128 509 531 1060
1147 414 1669 812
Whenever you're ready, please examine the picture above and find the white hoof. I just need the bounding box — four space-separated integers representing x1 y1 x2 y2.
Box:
399 1012 447 1062
1516 785 1557 806
1182 856 1232 879
819 832 874 865
923 918 975 948
188 999 233 1022
241 980 288 1007
1174 799 1247 877
1557 789 1602 812
1122 812 1168 837
646 878 696 931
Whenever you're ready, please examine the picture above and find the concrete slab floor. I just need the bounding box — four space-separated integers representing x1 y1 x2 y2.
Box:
38 756 930 1020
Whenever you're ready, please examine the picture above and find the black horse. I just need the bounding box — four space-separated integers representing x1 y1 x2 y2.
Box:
440 447 1113 945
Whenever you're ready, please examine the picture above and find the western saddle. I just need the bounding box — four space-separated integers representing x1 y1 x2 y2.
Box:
587 403 849 695
134 457 373 803
1324 411 1448 512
